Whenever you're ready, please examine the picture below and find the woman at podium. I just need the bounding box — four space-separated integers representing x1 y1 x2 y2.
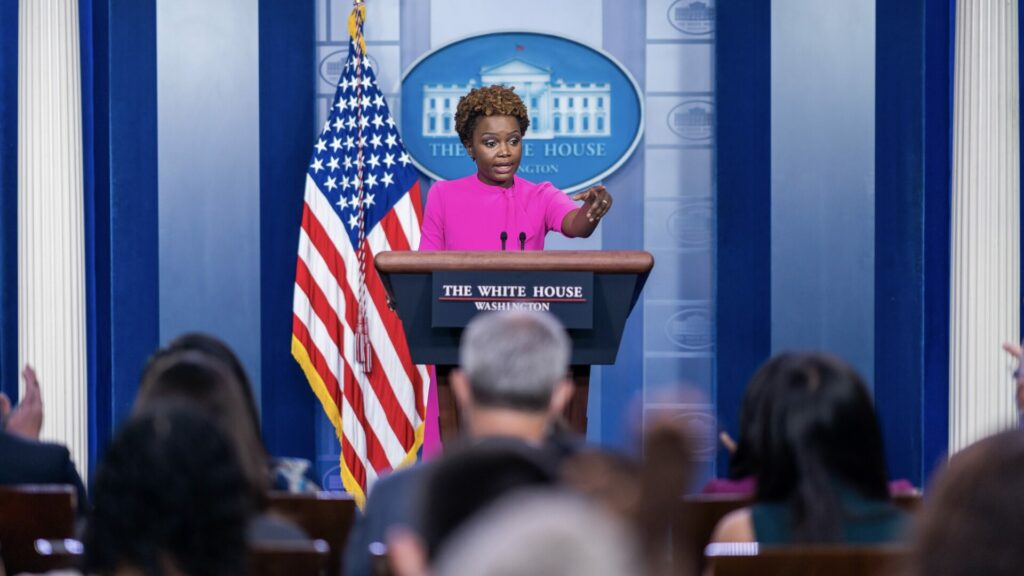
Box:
418 85 613 251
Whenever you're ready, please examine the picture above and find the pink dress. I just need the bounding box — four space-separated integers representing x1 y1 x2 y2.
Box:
418 174 579 457
418 174 579 251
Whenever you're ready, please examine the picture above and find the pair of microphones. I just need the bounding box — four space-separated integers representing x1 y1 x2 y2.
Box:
500 231 526 251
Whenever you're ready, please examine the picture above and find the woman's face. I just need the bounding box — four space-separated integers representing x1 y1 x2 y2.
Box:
465 115 522 188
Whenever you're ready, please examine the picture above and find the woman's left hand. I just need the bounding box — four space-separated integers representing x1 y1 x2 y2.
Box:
572 185 613 223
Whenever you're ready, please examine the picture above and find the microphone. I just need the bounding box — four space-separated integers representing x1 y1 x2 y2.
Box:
518 232 526 251
500 231 508 251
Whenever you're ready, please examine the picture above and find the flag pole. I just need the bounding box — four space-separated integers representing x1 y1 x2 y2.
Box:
350 0 373 374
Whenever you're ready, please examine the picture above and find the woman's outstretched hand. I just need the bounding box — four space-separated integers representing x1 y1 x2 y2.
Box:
563 185 613 238
572 184 613 223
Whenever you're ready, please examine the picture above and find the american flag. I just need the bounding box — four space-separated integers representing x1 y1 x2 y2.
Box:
291 4 428 507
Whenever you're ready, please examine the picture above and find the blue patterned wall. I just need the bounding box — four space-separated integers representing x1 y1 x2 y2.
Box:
642 0 718 486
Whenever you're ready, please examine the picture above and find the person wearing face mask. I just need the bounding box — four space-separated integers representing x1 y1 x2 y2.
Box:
418 84 612 252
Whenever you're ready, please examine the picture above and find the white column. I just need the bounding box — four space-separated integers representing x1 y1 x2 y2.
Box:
18 0 89 476
950 0 1020 453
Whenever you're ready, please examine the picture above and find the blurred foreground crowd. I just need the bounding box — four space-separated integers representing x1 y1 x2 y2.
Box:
2 310 1024 576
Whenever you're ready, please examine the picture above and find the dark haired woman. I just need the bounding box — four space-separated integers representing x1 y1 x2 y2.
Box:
699 359 776 495
84 404 254 576
711 352 908 544
418 84 612 251
154 332 319 492
134 347 308 543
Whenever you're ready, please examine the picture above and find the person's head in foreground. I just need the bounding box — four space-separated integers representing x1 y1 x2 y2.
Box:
908 430 1024 576
419 440 559 561
83 404 254 576
158 333 263 442
713 352 903 544
452 310 574 443
455 84 530 188
432 490 643 576
135 347 269 501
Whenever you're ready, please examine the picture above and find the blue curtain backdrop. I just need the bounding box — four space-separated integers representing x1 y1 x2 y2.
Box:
0 0 19 405
717 0 954 487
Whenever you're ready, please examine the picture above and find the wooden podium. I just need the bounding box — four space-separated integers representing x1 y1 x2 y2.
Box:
376 250 653 443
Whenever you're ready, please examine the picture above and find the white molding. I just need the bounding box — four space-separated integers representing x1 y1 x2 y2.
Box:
17 0 89 476
950 0 1021 453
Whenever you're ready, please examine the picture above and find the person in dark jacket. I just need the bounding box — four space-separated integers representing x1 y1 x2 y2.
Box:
0 364 88 512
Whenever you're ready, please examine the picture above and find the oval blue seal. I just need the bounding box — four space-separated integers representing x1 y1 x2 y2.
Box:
401 32 644 193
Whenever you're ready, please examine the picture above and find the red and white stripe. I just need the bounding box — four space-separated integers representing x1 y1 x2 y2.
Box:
293 173 427 497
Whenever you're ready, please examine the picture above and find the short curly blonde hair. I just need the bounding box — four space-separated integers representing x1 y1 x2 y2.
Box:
454 85 531 144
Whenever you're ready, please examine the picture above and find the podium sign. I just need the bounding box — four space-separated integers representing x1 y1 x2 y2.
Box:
432 271 594 329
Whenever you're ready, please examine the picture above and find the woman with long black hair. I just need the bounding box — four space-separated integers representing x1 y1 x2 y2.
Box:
711 352 908 544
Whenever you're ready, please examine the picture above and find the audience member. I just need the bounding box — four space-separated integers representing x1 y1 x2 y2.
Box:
704 358 917 497
136 349 268 499
134 346 306 542
431 490 643 576
1000 340 1024 422
701 359 777 494
712 352 908 544
83 404 254 576
417 439 558 560
0 364 42 439
343 310 576 576
906 429 1024 576
149 332 319 492
0 364 88 512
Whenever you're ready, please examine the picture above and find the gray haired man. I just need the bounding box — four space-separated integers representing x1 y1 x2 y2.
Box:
451 310 575 444
343 310 578 576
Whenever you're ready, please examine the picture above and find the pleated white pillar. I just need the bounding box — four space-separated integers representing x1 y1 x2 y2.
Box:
17 0 89 476
950 0 1021 453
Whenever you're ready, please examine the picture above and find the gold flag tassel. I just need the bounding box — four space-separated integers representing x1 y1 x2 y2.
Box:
350 0 372 374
